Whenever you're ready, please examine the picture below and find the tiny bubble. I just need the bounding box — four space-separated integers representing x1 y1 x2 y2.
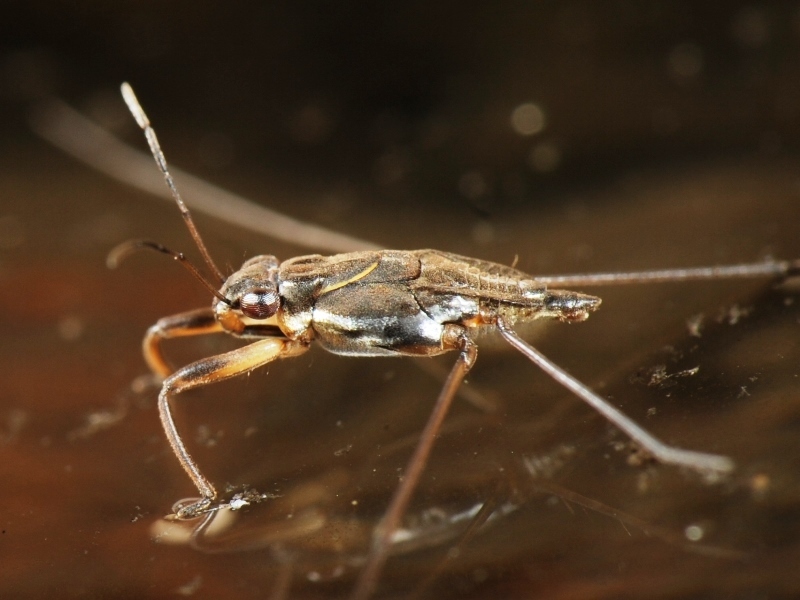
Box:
684 524 704 542
510 103 546 136
471 221 495 245
289 104 335 145
528 142 561 172
731 7 770 48
374 150 409 186
668 43 704 81
458 171 488 200
58 315 85 342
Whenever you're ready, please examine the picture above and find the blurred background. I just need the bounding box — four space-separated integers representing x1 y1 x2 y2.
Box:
3 2 800 598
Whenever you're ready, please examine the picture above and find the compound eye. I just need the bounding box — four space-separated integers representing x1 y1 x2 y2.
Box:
240 288 279 319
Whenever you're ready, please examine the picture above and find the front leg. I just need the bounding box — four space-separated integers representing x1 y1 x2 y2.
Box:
159 336 308 517
144 308 222 378
144 308 286 377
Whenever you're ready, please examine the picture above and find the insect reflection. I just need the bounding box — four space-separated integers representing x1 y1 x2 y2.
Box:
149 415 746 599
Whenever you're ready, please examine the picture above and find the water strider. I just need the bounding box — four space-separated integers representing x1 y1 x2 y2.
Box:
116 82 798 599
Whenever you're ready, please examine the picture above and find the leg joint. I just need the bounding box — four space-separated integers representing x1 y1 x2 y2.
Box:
442 324 477 369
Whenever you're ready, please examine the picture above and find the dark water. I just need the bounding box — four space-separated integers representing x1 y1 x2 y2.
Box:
3 4 800 599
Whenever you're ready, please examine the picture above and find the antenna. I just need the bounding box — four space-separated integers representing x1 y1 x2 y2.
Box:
107 240 231 305
120 82 226 283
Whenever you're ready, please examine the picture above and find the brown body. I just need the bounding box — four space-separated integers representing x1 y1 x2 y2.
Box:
215 249 601 357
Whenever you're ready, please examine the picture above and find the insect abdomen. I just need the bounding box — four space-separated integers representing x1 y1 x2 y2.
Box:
413 250 600 325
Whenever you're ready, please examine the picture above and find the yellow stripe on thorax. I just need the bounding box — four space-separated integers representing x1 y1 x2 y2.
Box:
319 261 380 295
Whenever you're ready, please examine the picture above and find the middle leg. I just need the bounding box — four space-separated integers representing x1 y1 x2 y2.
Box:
351 325 478 600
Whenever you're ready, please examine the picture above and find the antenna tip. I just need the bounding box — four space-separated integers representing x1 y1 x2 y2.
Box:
120 82 150 130
106 239 134 269
106 239 157 269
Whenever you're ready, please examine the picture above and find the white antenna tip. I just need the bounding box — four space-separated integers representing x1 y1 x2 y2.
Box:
120 82 150 130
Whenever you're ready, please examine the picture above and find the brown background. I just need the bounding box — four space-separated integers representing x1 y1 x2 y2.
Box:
3 2 800 598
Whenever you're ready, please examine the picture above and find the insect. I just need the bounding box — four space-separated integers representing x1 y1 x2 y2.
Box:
117 82 799 599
